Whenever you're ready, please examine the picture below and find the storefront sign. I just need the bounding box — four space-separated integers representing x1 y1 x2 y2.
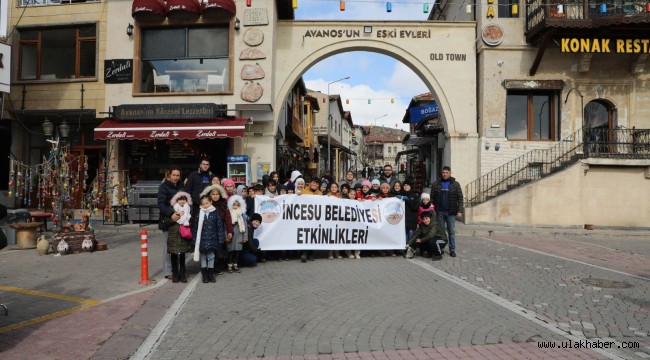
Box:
0 43 11 93
227 155 249 162
482 24 504 46
313 125 328 135
561 38 650 53
409 103 439 124
254 195 406 250
302 28 431 39
104 59 132 84
113 103 227 120
486 0 495 18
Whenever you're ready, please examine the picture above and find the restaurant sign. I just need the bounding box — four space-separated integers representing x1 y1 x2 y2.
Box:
113 103 227 120
104 59 133 84
561 38 650 53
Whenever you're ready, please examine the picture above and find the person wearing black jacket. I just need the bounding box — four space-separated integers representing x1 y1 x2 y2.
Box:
431 166 464 257
184 158 213 211
398 181 420 242
157 167 182 280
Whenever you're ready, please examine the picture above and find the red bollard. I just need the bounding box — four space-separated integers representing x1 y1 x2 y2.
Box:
139 229 152 285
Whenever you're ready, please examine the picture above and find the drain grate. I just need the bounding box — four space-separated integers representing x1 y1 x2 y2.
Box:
580 278 633 289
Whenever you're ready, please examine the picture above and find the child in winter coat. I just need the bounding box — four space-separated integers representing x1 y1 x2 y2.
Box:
193 195 226 283
167 191 192 283
227 195 248 273
406 211 448 260
171 191 192 226
418 193 435 224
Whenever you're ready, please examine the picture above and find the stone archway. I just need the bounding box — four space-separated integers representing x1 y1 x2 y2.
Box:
273 21 479 186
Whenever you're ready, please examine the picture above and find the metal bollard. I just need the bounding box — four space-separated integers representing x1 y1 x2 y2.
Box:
139 229 152 285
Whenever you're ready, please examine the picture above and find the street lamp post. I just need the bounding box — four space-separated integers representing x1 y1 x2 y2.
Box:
327 76 350 175
564 87 585 156
373 114 387 127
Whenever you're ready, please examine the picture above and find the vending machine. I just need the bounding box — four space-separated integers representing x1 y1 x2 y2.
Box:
226 155 251 186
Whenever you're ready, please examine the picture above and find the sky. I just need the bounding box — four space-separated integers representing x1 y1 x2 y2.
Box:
294 0 432 130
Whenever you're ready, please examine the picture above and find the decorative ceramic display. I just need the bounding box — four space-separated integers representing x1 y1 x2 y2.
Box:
241 81 263 102
241 63 265 80
243 28 264 46
239 48 266 60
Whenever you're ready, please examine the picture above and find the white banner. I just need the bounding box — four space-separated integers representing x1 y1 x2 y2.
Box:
254 194 406 250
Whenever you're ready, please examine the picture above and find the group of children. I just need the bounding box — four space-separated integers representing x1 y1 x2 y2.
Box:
165 172 449 283
168 186 264 284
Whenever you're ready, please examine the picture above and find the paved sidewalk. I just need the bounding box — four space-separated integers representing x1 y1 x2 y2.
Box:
0 221 647 359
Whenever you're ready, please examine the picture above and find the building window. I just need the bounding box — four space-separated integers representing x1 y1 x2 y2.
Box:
19 24 97 81
506 91 559 141
498 0 519 18
388 147 392 154
139 26 230 94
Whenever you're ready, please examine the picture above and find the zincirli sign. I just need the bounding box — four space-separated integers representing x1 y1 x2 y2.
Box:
482 24 504 47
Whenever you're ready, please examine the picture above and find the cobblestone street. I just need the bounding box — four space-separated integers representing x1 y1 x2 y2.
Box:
137 233 648 360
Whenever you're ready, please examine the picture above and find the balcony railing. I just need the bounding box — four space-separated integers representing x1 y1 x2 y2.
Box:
465 127 650 207
526 0 650 32
19 0 100 6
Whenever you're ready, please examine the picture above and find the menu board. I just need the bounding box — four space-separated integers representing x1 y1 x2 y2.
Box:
168 142 193 161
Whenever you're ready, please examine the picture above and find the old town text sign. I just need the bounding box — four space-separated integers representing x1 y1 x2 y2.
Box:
561 38 650 53
113 103 227 121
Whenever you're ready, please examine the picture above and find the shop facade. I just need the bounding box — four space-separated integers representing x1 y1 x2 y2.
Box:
431 1 650 226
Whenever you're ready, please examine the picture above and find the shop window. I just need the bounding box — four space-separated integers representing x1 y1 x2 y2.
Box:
139 26 230 94
506 91 559 141
19 24 97 81
498 0 519 18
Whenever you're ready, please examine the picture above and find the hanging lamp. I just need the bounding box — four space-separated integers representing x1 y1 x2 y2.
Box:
423 3 429 13
292 0 297 9
511 3 518 16
340 1 345 11
386 1 392 12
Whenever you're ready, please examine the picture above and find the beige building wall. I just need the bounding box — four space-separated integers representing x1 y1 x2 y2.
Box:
475 8 650 177
466 160 650 227
104 0 280 177
274 21 478 188
7 2 107 113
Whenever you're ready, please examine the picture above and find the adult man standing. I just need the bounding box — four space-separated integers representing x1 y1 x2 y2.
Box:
379 165 397 187
184 158 213 206
340 170 358 188
432 166 464 257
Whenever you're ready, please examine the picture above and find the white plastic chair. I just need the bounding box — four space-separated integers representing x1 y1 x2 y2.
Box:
153 69 171 92
207 68 227 92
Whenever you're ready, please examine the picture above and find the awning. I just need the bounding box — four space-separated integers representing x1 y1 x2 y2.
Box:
201 0 236 19
405 135 436 146
94 118 248 140
166 0 201 20
132 0 167 22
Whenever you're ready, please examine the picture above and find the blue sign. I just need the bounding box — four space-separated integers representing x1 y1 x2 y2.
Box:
227 155 248 162
409 103 439 124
